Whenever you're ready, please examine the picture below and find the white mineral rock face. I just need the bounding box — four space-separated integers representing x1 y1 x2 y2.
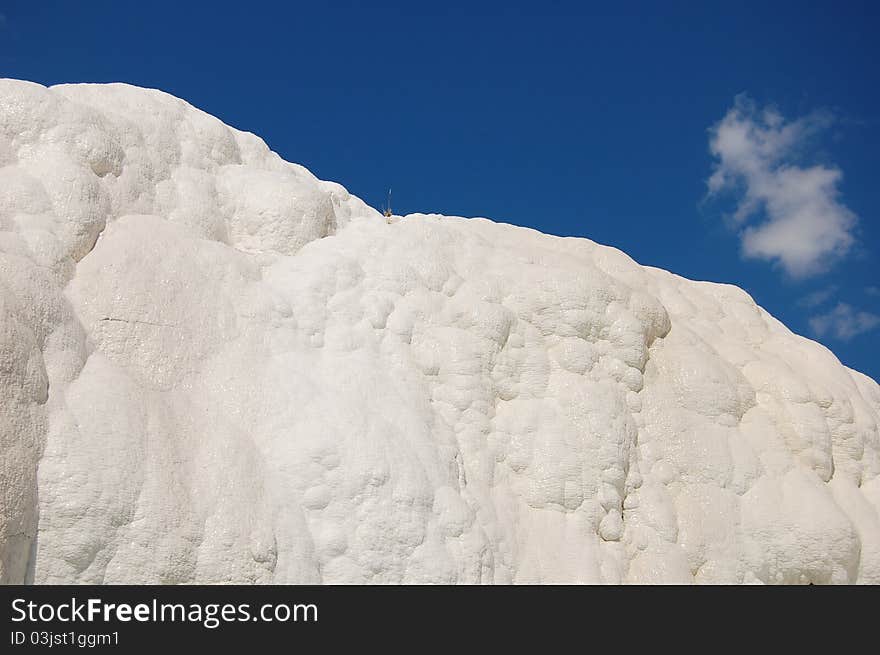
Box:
1 79 878 585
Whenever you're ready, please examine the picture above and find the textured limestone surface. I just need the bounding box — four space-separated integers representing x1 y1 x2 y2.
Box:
1 79 879 584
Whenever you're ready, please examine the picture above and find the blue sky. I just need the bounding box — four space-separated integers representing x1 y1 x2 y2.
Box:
2 0 878 380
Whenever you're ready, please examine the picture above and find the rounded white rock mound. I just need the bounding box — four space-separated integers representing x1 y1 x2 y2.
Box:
1 78 878 584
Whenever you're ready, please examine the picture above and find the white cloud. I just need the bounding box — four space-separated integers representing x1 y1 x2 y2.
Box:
809 303 880 341
707 95 858 278
798 285 837 308
867 286 880 297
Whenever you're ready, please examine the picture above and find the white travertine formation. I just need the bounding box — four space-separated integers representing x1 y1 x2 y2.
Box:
1 79 878 584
